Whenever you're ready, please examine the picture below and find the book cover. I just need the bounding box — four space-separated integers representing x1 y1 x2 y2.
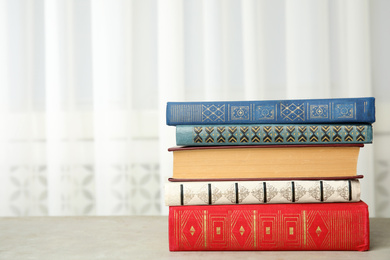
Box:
176 124 372 146
170 144 363 179
164 179 361 206
168 175 364 182
166 97 375 125
169 201 369 251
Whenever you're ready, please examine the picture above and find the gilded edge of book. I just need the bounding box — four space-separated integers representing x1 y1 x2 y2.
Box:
166 97 375 125
169 201 370 251
176 124 373 146
164 179 360 206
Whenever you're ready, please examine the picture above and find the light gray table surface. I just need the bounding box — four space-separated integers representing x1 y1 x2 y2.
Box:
0 217 388 260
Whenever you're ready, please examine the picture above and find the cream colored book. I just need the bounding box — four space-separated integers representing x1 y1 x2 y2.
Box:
164 179 361 206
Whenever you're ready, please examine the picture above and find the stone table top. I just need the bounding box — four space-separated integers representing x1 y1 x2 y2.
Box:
0 217 388 260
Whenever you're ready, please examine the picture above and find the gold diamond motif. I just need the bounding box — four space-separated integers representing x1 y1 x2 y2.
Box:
190 226 195 236
239 226 245 236
316 226 322 236
281 102 305 121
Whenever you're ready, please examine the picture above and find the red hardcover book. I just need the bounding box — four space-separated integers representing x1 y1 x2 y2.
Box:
169 201 369 251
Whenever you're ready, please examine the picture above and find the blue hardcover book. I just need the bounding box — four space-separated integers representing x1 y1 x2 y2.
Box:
176 124 373 146
166 97 375 125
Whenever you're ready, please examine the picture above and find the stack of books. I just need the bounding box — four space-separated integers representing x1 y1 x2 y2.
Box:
165 97 375 251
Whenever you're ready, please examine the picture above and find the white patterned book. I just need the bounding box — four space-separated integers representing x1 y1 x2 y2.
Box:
164 179 360 206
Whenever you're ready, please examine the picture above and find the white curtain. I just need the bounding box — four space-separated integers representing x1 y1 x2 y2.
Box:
0 0 160 216
0 0 389 216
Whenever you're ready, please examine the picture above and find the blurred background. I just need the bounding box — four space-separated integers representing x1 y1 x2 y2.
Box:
0 0 389 217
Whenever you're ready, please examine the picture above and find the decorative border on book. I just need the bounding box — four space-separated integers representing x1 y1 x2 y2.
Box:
231 106 250 121
280 102 305 121
187 125 370 145
202 104 225 123
170 180 358 206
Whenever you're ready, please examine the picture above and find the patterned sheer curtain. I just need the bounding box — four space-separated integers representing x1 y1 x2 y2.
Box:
0 0 389 217
0 0 160 216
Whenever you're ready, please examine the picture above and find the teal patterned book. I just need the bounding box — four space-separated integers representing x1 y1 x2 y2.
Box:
166 97 375 125
176 124 372 146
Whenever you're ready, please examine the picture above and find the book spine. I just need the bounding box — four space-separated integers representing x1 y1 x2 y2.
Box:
166 97 375 125
176 124 372 146
169 201 370 251
165 179 360 206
